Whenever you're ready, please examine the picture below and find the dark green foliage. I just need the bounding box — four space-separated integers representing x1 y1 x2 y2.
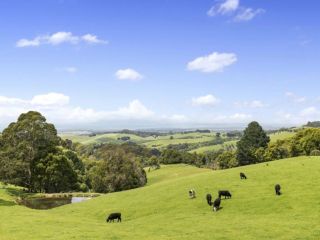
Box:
216 151 237 169
289 128 320 156
304 121 320 128
0 111 86 193
310 149 320 156
237 121 270 166
88 149 147 193
0 111 60 191
37 152 79 193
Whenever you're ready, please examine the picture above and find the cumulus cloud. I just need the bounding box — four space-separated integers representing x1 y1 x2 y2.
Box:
234 100 267 108
192 94 220 106
187 52 237 73
0 93 255 129
115 68 143 81
207 0 264 22
207 0 239 16
30 93 70 106
16 32 107 47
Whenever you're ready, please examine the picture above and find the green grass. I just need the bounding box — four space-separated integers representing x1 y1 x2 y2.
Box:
189 140 238 153
60 132 222 149
1 156 320 239
269 131 295 143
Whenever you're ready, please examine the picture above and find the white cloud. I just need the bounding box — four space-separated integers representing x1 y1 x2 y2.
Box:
115 68 143 81
0 92 257 129
115 100 154 118
16 32 107 47
30 93 70 106
234 100 267 108
285 92 306 103
0 93 155 126
0 96 27 105
82 34 108 44
234 8 265 22
229 113 252 120
47 32 78 45
192 94 220 107
187 52 237 73
207 0 264 22
207 0 239 16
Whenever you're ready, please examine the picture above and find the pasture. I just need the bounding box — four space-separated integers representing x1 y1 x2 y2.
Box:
60 130 295 154
1 156 320 239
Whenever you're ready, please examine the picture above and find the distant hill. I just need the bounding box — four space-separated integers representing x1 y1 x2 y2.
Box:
304 121 320 128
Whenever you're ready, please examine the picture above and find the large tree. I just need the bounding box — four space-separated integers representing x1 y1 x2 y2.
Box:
0 111 60 191
88 148 147 193
236 121 270 166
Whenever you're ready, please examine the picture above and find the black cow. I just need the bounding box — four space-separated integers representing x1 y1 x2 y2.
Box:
218 190 232 199
213 197 221 211
106 213 122 222
206 193 212 206
275 184 281 195
240 172 247 179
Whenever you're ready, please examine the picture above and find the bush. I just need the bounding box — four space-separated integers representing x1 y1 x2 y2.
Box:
88 149 147 193
310 149 320 156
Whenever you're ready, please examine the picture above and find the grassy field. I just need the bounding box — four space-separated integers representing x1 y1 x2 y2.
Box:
61 130 295 154
1 156 320 239
60 131 223 149
269 131 295 142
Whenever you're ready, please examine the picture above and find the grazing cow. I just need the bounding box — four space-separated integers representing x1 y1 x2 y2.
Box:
218 190 232 199
189 189 196 199
240 172 247 179
213 197 221 211
106 213 122 223
206 193 212 206
275 184 281 195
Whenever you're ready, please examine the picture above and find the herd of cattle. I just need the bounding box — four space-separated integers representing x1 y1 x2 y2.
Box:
191 172 282 212
106 172 282 222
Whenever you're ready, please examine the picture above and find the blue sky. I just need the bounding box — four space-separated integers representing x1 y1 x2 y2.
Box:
0 0 319 130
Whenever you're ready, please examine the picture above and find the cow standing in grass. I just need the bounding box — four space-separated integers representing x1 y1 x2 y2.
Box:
206 193 212 206
106 213 122 223
213 197 221 211
189 189 196 199
275 184 281 195
218 190 232 199
240 172 247 179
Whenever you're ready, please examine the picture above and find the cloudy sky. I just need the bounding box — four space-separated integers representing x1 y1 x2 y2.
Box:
0 0 319 130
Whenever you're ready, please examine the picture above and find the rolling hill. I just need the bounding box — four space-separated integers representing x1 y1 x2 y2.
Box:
1 156 320 239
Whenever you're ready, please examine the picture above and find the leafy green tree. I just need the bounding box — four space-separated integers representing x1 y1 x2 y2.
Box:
0 111 59 191
216 151 238 169
290 128 320 156
236 121 270 166
88 149 147 193
39 153 79 193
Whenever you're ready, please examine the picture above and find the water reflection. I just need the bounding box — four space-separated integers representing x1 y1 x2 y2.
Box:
20 196 91 210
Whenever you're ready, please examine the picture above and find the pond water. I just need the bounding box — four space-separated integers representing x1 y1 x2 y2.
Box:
19 196 91 210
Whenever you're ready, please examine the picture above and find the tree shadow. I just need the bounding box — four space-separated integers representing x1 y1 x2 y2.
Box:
0 199 16 206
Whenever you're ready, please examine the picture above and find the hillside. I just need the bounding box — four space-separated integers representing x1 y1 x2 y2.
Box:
60 130 294 154
1 156 320 239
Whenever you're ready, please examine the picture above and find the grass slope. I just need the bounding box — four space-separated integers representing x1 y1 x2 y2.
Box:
1 156 320 239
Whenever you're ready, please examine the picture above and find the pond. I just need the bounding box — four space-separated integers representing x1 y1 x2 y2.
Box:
19 196 91 210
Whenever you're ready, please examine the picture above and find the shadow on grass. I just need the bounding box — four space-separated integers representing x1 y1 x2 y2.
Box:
0 198 16 206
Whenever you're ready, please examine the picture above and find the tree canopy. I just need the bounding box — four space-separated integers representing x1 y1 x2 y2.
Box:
236 121 270 166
